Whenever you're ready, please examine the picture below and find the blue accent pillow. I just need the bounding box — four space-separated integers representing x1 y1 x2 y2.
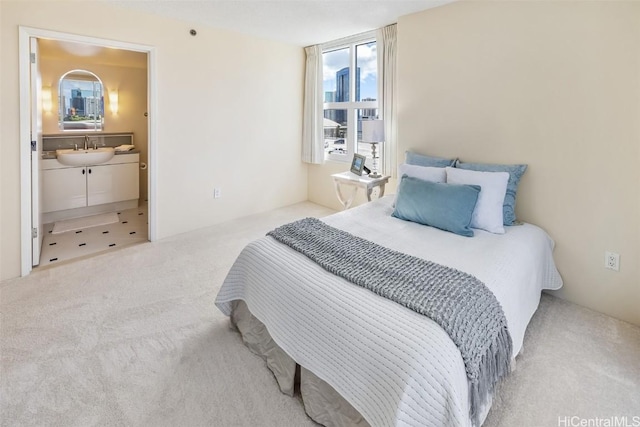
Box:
392 175 480 237
455 160 527 226
406 151 456 168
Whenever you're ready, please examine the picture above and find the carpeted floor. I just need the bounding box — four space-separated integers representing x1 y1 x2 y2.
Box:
1 201 639 427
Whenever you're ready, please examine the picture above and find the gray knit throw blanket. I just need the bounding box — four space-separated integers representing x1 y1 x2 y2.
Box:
267 218 512 426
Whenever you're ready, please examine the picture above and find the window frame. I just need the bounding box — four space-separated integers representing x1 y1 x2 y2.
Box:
322 32 378 164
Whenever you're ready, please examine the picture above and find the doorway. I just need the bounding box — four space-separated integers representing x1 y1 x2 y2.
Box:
19 27 158 276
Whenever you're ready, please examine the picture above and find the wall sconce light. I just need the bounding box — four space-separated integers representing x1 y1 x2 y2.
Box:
109 90 119 114
41 86 52 113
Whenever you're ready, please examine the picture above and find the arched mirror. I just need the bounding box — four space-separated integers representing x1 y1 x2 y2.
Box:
58 69 104 131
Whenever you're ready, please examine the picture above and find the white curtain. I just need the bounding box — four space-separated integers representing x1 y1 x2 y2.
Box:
377 24 398 178
302 45 324 164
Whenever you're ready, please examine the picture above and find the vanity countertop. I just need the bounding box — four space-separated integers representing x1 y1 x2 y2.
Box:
42 149 140 160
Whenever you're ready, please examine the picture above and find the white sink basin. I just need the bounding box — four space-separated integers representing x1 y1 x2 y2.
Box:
56 147 115 166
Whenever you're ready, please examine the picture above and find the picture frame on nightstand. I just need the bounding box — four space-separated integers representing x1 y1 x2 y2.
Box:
350 153 366 176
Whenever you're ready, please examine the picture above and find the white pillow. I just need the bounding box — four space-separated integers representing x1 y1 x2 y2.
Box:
398 163 446 183
445 167 509 234
395 163 447 205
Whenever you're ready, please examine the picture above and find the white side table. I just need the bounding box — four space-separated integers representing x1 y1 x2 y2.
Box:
331 172 390 210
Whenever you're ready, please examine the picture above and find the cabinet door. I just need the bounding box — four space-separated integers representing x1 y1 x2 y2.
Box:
88 163 139 206
42 167 87 213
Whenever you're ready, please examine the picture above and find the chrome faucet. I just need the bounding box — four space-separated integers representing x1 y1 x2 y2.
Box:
84 135 89 150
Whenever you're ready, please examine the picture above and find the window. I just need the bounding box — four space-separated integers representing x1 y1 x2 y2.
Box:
58 69 104 131
322 33 378 164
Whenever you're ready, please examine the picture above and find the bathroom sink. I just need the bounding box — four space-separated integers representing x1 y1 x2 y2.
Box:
56 147 115 166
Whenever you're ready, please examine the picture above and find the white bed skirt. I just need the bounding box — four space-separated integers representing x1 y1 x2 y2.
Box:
230 300 370 427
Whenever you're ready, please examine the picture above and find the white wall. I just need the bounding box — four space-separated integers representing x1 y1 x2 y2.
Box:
0 1 308 280
396 1 640 326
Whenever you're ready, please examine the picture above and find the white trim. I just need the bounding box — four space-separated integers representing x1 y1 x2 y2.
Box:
147 49 158 242
19 28 32 277
18 26 153 52
19 26 158 276
321 30 376 51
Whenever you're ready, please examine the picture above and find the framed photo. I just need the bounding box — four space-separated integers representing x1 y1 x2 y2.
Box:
350 153 366 176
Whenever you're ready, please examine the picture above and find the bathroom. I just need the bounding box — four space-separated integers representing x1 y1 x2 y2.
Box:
35 38 149 267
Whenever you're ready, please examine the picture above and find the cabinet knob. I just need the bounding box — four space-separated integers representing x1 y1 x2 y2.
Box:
88 168 92 174
82 169 85 175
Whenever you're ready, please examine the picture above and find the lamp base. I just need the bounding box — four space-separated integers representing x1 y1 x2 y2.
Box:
368 142 381 179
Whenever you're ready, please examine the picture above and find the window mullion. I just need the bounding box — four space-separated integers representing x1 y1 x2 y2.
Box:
349 42 357 103
347 107 356 156
347 44 356 156
324 101 375 109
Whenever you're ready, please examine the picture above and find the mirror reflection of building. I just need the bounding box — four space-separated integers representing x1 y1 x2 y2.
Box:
58 69 104 131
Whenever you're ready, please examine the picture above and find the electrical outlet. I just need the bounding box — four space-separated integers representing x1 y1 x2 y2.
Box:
213 188 221 199
604 251 620 271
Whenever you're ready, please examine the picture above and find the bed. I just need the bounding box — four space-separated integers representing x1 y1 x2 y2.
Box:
215 194 562 427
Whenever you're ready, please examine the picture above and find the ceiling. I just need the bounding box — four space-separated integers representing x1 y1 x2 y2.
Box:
107 0 453 47
38 1 452 68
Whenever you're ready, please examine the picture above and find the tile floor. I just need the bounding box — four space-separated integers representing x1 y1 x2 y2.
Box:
38 204 148 268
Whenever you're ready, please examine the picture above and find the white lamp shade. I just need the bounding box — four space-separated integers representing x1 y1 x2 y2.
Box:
361 119 384 143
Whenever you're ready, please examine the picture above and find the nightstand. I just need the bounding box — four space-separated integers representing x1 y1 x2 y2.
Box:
331 172 390 210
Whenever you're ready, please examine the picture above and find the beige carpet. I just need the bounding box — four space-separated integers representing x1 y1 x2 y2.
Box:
1 201 639 427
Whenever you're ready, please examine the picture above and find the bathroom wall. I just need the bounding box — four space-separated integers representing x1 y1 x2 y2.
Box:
38 41 149 201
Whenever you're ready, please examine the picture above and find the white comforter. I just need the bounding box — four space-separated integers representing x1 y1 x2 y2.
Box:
215 197 563 427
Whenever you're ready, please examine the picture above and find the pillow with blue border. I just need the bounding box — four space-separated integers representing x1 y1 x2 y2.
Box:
405 151 456 168
454 160 527 226
392 175 480 237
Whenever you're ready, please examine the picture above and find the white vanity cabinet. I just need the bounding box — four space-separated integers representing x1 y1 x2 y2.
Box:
42 153 139 213
42 167 88 212
88 162 139 206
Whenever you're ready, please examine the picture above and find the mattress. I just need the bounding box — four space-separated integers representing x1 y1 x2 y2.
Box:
216 196 563 426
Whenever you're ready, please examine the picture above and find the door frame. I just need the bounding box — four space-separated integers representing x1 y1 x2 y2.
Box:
29 37 43 267
19 26 158 276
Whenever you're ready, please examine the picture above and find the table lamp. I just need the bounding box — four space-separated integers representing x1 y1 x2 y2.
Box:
361 119 384 178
